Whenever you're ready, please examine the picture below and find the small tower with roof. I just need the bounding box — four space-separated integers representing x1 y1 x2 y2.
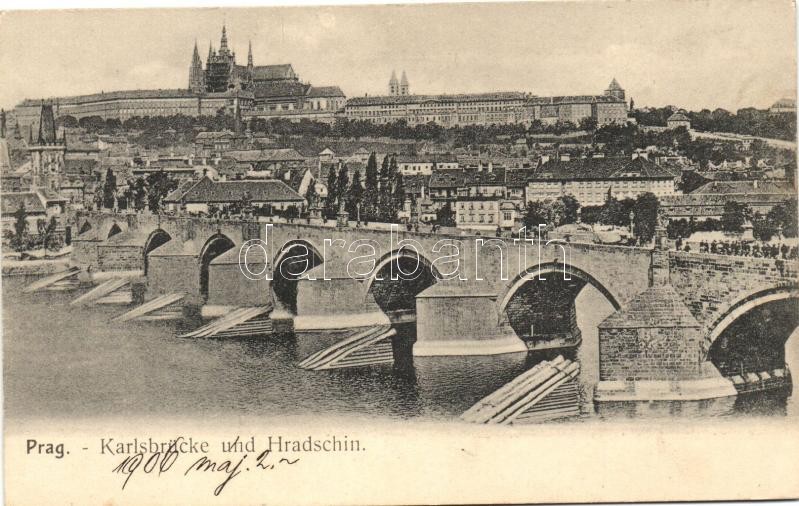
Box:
604 78 625 102
389 70 399 96
400 70 409 96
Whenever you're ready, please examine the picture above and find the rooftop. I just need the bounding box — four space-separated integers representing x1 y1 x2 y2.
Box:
171 177 304 204
533 156 677 181
346 91 528 107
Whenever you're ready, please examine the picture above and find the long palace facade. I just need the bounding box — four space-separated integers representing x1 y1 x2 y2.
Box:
342 75 629 127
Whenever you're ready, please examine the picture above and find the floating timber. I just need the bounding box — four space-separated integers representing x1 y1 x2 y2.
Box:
298 325 396 371
70 277 131 306
23 267 80 293
114 292 185 322
179 305 273 338
462 356 581 424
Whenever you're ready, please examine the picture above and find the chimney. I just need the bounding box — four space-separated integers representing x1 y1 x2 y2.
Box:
478 161 483 172
753 180 759 189
284 170 291 181
421 184 425 199
488 161 493 173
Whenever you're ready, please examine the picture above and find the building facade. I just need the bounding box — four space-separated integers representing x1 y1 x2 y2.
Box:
344 92 529 127
525 80 629 126
526 155 677 207
344 79 629 127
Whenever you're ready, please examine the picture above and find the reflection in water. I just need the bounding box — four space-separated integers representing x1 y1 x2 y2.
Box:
2 275 797 423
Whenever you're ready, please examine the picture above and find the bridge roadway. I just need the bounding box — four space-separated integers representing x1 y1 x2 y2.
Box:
70 211 799 402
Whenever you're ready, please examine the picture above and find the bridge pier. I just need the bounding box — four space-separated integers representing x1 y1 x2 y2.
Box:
414 282 527 356
294 276 390 331
594 244 737 403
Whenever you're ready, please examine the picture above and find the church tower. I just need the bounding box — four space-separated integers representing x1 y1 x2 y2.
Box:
188 40 206 93
400 71 409 96
29 102 66 195
219 24 230 56
604 78 626 102
389 70 399 96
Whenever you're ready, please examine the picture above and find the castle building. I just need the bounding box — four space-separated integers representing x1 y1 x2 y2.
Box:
14 26 346 128
525 79 629 126
346 79 629 127
190 26 346 118
345 91 529 126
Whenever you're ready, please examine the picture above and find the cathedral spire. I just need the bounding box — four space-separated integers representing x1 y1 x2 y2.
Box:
189 39 206 92
220 24 229 54
247 40 253 67
207 41 213 64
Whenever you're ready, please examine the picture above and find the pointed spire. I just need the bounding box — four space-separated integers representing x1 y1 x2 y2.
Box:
220 24 229 54
389 70 398 84
207 41 213 63
247 40 253 67
400 70 408 85
192 40 202 66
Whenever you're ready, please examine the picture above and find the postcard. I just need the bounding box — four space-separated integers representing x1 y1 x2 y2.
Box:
1 1 798 504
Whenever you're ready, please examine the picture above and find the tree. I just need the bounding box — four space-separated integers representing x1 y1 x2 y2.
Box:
633 192 659 243
337 163 350 209
11 204 29 253
557 195 580 225
324 164 338 219
347 169 364 219
364 152 379 221
435 201 455 227
145 170 178 213
523 201 550 231
766 199 798 237
752 212 776 241
102 168 117 209
391 171 405 222
579 116 598 132
132 177 147 212
720 201 750 233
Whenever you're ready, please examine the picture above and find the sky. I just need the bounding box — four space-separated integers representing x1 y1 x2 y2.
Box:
0 0 795 112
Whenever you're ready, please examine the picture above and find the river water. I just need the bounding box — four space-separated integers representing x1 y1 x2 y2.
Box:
3 276 797 423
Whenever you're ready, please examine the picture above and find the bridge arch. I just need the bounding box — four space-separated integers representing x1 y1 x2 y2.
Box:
106 222 123 239
198 233 236 302
497 262 621 318
364 248 440 316
78 220 92 236
496 262 621 350
142 229 172 276
705 286 799 377
706 286 799 346
271 240 324 314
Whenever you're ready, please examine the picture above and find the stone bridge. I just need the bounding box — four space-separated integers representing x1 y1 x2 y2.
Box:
70 211 798 402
